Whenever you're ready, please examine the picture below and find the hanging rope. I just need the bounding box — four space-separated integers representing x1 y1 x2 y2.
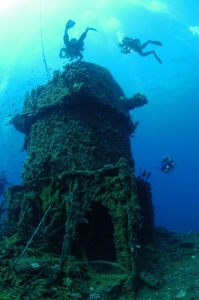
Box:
39 0 52 81
5 205 51 279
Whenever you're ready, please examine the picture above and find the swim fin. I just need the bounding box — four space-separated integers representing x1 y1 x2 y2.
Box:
87 27 100 33
155 54 162 64
66 19 76 30
156 56 162 64
150 40 162 46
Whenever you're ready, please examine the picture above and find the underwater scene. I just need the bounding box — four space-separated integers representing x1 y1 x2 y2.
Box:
0 0 199 299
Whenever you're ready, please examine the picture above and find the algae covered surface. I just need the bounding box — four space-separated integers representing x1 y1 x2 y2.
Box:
0 62 198 299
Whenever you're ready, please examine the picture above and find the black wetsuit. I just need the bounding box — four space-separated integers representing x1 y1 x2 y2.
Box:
160 156 176 173
120 37 162 64
62 28 89 61
60 21 98 61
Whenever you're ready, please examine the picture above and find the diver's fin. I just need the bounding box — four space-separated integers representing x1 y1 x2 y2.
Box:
156 55 162 64
150 40 162 46
66 19 76 30
87 27 100 33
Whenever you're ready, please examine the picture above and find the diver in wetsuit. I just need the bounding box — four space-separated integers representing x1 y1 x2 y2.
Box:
59 19 99 61
160 155 176 173
119 37 163 64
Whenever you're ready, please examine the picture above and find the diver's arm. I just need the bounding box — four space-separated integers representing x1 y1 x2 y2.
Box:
59 48 67 58
78 52 83 61
121 46 132 54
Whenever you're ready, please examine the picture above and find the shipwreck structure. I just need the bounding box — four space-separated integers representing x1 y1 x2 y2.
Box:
1 62 154 299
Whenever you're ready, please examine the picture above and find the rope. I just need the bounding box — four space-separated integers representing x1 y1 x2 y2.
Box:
5 205 51 278
39 0 52 81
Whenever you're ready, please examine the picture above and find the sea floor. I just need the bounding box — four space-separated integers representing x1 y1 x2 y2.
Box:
0 228 199 299
136 228 199 300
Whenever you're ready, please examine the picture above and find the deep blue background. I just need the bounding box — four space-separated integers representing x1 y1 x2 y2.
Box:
0 0 199 233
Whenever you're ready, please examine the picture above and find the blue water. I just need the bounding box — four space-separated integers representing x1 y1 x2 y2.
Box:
0 0 199 233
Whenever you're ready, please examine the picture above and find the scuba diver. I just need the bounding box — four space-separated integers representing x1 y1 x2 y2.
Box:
59 19 99 61
159 155 176 173
119 37 163 64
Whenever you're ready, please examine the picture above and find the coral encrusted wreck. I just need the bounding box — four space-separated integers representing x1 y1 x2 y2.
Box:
2 62 153 299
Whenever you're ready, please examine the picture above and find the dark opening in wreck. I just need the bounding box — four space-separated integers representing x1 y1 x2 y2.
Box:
71 202 116 262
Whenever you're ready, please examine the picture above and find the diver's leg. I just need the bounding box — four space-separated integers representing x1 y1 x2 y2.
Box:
63 21 72 46
63 31 69 46
152 51 162 64
77 27 98 46
141 40 162 49
140 41 150 49
139 50 162 64
77 29 89 46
